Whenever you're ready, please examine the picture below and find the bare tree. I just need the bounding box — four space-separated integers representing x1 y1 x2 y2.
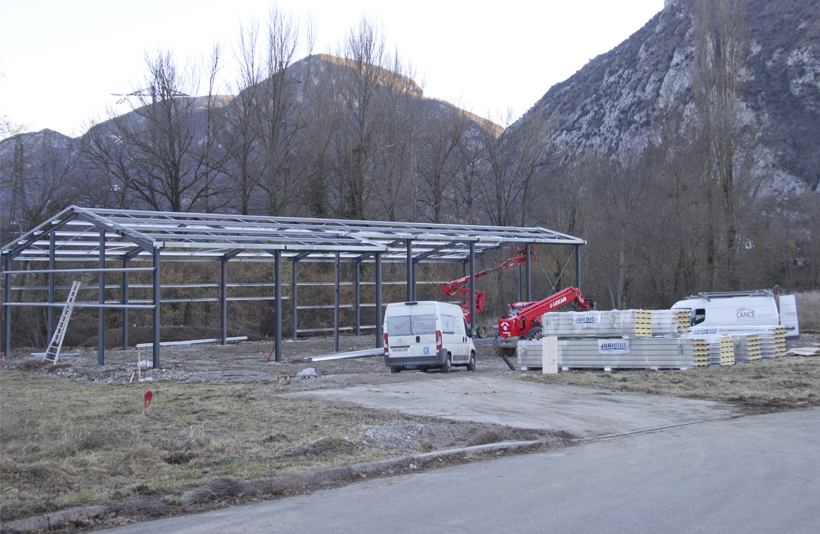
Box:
323 17 420 220
415 101 472 223
0 131 79 238
221 20 268 215
476 109 553 227
252 7 308 216
83 49 224 212
693 0 756 289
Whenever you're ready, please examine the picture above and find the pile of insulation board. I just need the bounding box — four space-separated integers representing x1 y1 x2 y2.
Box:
692 336 736 366
518 337 707 371
689 326 787 360
521 308 786 371
541 309 689 338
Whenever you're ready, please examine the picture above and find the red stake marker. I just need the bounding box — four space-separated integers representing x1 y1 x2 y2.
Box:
144 391 153 408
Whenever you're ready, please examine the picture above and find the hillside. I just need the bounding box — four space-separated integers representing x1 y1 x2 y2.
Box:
506 0 820 195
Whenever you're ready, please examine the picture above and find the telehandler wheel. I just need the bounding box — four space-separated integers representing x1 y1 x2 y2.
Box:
493 337 516 358
477 325 490 338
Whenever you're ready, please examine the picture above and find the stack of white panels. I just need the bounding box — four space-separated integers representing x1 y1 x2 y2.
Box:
517 339 543 369
690 335 735 366
541 310 654 338
546 337 699 370
690 326 785 360
731 334 762 363
651 309 691 336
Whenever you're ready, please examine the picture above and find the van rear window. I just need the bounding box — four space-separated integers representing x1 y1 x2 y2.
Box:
441 314 455 334
412 314 437 335
387 316 412 336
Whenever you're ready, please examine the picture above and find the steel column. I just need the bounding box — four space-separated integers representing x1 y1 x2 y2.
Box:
220 256 228 345
152 247 161 368
334 252 340 352
469 241 476 336
274 250 282 362
354 259 361 336
122 256 129 349
3 252 10 359
525 243 532 302
47 234 55 341
375 252 383 348
291 259 298 340
98 229 105 366
518 265 522 302
575 244 581 290
406 239 413 301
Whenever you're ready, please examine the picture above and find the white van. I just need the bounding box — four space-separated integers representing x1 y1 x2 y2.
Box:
383 301 476 373
671 290 800 338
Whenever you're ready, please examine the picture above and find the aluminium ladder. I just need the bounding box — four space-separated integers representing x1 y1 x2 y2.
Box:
42 281 81 364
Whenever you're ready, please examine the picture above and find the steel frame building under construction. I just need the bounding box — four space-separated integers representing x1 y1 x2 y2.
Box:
2 206 586 366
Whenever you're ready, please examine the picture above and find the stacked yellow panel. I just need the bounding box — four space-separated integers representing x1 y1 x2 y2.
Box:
720 336 735 366
747 334 762 361
634 310 653 337
692 338 709 367
674 309 691 335
772 327 787 356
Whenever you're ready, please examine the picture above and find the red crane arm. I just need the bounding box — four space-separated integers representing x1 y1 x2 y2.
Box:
498 286 593 338
441 248 537 322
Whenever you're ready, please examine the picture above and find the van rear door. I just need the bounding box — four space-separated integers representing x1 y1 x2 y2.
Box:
779 295 800 338
385 312 414 358
411 310 438 359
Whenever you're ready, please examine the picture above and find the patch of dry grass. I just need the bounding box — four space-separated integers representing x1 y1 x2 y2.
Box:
523 356 820 411
0 372 409 522
796 291 820 332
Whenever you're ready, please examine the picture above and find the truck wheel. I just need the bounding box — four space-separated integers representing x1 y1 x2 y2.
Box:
466 351 476 371
493 337 516 358
441 354 452 373
390 366 401 374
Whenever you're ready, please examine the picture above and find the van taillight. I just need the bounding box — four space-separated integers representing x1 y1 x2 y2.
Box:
436 330 442 349
383 333 388 352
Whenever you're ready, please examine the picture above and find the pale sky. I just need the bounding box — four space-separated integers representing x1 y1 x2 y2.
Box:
0 0 664 138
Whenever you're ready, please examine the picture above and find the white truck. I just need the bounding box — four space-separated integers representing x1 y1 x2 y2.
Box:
671 290 800 338
383 301 477 373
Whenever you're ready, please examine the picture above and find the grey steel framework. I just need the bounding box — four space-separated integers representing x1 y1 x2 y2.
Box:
2 206 586 366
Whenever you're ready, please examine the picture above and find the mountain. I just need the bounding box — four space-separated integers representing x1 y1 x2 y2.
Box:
1 54 500 228
504 0 820 195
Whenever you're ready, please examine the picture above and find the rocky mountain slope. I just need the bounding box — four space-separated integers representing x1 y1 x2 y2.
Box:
505 0 820 195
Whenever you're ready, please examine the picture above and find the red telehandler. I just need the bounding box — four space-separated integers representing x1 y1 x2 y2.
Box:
494 286 594 357
441 246 535 335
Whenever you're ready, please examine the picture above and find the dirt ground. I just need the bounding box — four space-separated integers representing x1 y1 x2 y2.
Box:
2 332 819 532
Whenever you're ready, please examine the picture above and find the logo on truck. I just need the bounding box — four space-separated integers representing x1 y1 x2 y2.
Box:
736 307 756 320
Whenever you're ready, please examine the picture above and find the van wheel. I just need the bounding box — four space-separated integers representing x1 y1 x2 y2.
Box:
441 354 452 373
390 366 401 374
466 351 476 371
